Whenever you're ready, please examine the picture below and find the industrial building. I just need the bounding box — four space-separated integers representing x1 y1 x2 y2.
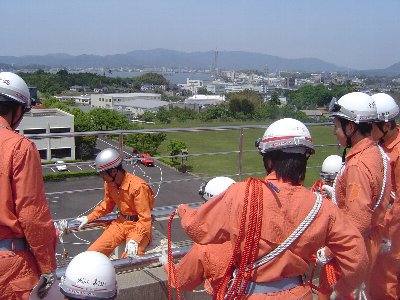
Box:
91 93 161 109
17 108 75 161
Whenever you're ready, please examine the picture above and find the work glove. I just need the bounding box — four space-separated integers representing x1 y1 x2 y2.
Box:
76 216 88 230
37 272 56 299
322 185 334 198
125 240 139 258
380 238 392 255
158 250 168 266
316 247 332 266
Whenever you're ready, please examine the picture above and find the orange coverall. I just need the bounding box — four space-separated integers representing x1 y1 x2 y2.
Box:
0 118 57 300
331 137 391 296
167 240 232 295
369 125 400 299
87 172 154 256
178 172 368 299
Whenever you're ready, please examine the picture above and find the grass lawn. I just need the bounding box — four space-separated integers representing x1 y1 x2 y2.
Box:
144 120 341 187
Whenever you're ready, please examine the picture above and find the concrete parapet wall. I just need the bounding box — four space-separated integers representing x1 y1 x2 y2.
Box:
116 266 211 300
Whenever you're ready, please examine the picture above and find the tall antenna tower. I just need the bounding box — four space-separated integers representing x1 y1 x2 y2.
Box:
211 48 219 79
264 64 269 84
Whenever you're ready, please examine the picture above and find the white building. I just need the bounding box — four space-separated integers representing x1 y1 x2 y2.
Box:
90 93 161 109
114 99 170 119
178 79 204 94
17 108 75 161
184 95 226 107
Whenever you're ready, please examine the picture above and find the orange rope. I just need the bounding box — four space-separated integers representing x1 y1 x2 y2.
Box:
167 210 181 300
311 180 324 193
215 178 265 300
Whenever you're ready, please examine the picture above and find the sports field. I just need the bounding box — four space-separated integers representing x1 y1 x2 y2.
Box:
148 121 341 187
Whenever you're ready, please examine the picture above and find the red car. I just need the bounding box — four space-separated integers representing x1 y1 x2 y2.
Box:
139 153 155 167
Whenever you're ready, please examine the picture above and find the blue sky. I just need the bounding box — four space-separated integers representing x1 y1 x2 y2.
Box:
1 0 399 70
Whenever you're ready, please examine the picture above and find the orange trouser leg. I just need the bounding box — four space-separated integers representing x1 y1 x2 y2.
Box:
88 221 126 256
0 251 40 300
369 253 400 300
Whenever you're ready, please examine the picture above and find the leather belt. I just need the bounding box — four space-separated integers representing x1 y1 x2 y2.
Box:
119 213 139 222
0 238 28 251
244 276 303 294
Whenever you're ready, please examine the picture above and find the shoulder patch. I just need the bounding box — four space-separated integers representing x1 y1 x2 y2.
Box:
347 184 361 202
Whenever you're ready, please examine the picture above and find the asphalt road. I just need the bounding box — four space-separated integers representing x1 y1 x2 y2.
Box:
45 139 205 264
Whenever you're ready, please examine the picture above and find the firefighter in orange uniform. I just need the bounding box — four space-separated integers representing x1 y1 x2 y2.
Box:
322 92 391 297
178 118 368 299
0 72 57 299
369 93 400 299
76 148 154 257
162 177 235 295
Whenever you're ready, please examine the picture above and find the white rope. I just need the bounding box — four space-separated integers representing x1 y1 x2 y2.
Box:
331 144 388 212
331 162 345 206
374 144 388 211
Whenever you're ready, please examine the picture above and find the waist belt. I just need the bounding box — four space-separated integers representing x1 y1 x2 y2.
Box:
119 213 139 222
244 276 303 294
0 238 28 251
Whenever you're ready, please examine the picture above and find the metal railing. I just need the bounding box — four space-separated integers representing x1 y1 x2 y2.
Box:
30 122 339 276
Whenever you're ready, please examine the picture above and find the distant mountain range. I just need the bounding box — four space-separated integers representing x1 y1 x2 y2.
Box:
0 48 399 75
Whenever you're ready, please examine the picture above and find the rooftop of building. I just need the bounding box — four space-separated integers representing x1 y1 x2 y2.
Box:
25 108 74 118
114 99 169 108
93 92 161 97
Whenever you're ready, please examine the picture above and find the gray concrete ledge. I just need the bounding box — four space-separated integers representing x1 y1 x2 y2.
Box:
116 266 211 300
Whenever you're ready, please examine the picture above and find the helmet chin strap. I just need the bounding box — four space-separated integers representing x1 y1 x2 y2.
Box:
376 123 387 145
10 106 24 129
341 123 356 163
106 169 117 182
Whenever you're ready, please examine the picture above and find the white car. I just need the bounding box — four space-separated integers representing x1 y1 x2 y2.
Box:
55 160 68 172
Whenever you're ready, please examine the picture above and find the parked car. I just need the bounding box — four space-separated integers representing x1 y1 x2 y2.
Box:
55 160 68 172
139 153 155 167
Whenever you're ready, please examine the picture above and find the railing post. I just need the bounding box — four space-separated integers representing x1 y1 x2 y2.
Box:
238 128 244 181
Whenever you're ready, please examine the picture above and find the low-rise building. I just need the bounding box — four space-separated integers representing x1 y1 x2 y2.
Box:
17 108 75 161
184 94 226 107
91 93 161 109
114 99 170 119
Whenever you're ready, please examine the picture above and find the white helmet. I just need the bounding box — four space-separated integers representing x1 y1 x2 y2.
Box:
199 176 236 201
60 251 117 299
256 118 314 155
0 72 31 110
329 92 376 123
372 93 399 122
320 155 342 183
95 148 123 173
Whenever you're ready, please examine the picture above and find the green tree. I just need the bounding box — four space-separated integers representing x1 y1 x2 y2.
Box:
139 111 156 123
89 108 131 130
227 89 262 117
270 91 281 105
197 87 211 95
70 108 97 159
125 133 167 155
199 104 231 121
155 107 172 124
167 139 188 161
